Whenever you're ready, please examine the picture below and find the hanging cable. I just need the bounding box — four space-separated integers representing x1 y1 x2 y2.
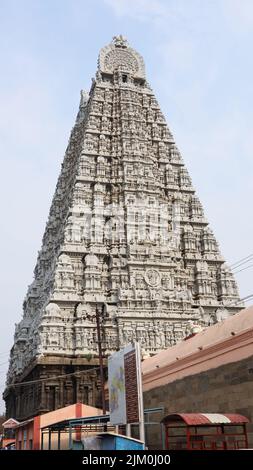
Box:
232 264 253 276
230 257 253 272
224 293 253 307
216 253 253 279
229 253 253 269
4 366 101 390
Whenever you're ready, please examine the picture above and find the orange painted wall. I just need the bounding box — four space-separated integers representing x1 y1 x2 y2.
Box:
16 421 34 450
15 403 103 450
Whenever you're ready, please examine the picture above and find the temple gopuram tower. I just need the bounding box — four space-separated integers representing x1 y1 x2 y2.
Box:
4 36 241 420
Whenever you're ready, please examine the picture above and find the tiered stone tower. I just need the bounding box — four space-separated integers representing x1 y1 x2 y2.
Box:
4 36 241 420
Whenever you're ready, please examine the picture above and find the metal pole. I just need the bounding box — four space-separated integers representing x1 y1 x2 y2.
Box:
58 429 61 450
96 304 106 415
48 429 51 450
126 423 131 437
69 424 72 450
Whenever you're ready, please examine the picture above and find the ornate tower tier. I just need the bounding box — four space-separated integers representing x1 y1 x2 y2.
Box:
4 36 241 420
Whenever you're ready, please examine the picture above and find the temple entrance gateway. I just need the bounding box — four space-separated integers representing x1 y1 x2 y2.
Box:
4 36 241 420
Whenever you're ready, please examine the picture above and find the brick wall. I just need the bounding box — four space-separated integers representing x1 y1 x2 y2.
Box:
144 355 253 449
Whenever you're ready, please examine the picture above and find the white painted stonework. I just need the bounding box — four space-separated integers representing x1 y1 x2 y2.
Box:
7 37 242 384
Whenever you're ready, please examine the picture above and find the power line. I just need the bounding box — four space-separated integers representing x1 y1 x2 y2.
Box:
230 257 253 272
225 293 253 307
241 294 253 302
4 366 101 390
216 253 253 279
232 264 253 276
229 253 253 269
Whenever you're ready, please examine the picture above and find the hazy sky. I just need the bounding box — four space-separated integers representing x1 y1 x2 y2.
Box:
0 0 253 413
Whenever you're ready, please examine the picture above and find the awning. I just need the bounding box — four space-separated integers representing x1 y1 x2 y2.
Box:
161 413 250 425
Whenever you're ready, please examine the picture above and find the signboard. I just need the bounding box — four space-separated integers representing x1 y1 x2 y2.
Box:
108 342 143 427
124 349 139 423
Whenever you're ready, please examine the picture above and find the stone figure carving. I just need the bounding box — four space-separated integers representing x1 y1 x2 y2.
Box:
80 89 89 106
185 320 203 337
44 302 61 317
215 307 229 322
65 216 81 243
145 269 161 287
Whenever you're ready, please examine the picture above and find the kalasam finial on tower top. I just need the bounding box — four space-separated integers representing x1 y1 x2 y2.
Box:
98 36 146 79
112 35 128 48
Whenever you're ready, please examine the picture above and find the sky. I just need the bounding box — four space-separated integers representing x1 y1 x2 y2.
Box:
0 0 253 413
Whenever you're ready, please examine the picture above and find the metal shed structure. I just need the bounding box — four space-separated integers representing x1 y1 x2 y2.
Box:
161 413 250 450
41 414 112 450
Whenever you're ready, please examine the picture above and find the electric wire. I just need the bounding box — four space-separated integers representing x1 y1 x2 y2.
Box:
4 366 101 390
229 253 253 269
232 264 253 276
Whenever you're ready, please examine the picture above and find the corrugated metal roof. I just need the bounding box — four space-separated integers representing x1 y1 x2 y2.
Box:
202 413 231 424
162 413 250 425
223 413 250 424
